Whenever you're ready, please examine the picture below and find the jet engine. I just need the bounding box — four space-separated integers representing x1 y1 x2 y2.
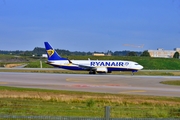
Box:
96 67 108 73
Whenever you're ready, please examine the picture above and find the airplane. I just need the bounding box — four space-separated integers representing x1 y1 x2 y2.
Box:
44 42 143 75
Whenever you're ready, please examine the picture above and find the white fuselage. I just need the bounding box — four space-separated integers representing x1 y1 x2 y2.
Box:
48 59 143 72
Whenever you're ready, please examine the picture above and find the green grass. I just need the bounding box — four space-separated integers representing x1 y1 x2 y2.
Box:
160 80 180 86
0 86 180 118
25 61 53 68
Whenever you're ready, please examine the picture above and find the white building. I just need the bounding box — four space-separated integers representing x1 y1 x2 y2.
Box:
42 54 48 58
148 48 180 58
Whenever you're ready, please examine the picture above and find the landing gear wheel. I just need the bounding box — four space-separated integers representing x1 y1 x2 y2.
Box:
131 72 134 76
89 71 96 74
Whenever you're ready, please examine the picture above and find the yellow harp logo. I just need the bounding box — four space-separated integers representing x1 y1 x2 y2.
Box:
47 49 54 57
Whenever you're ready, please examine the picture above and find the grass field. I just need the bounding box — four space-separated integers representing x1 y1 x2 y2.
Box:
160 80 180 86
1 54 180 70
1 55 180 118
0 86 180 118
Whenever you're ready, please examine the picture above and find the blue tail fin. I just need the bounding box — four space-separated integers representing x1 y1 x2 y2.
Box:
44 42 67 60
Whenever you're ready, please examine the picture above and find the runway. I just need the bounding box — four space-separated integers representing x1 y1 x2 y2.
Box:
0 72 180 97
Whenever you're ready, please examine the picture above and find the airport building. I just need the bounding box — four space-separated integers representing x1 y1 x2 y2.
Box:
93 52 112 56
93 53 105 56
42 54 48 58
148 48 180 58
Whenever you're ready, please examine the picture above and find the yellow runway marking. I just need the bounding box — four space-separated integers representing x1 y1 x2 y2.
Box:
119 90 146 93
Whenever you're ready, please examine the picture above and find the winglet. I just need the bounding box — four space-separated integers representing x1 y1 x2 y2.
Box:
67 57 72 64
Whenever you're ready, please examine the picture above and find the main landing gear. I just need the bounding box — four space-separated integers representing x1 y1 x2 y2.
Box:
89 70 96 74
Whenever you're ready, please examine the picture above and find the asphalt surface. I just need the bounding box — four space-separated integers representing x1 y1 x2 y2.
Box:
0 72 180 97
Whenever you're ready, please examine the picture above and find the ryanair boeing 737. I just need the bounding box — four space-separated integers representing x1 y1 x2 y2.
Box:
44 42 143 75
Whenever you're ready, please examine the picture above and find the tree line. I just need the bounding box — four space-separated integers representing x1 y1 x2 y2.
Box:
0 47 152 57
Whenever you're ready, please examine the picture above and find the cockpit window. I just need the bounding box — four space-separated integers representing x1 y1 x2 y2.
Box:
135 64 139 65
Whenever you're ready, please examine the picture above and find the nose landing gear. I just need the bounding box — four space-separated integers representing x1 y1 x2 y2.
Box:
131 70 138 76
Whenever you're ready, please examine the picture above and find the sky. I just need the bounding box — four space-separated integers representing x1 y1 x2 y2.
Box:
0 0 180 52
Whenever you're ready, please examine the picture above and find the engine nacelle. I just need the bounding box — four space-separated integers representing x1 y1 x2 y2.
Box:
96 67 108 73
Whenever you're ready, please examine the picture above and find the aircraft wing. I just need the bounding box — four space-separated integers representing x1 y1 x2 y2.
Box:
78 64 96 70
68 59 96 70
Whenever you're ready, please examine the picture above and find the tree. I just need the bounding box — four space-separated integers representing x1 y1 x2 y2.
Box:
173 52 179 59
141 50 150 57
127 51 137 56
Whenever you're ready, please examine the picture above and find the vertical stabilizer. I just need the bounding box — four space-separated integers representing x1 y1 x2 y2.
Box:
44 42 67 60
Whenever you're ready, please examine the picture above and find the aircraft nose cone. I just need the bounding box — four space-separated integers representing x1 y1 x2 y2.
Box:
139 65 143 70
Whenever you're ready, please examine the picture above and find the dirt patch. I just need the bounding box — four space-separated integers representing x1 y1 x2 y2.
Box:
5 64 23 68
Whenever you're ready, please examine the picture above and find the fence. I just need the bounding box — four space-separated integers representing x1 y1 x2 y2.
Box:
0 106 180 120
0 115 179 120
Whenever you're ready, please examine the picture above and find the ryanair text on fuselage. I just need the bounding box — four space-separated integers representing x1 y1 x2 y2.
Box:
90 61 129 67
